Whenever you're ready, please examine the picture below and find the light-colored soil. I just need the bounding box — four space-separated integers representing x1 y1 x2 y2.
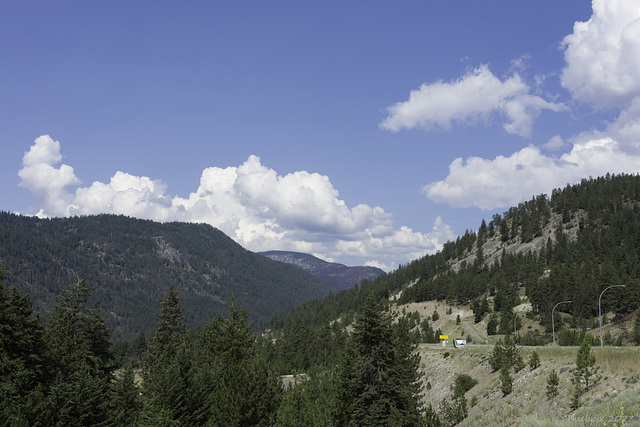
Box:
418 345 640 426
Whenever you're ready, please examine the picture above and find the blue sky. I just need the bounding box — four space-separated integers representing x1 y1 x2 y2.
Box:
2 1 640 270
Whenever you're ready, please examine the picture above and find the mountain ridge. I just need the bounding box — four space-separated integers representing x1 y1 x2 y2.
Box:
260 250 385 291
0 213 333 339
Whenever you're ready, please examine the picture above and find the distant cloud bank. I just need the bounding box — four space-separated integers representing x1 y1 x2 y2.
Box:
18 135 454 271
382 0 640 211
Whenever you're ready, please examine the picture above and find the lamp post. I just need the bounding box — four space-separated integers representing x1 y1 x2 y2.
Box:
485 319 489 345
552 301 572 346
599 285 625 348
514 311 524 346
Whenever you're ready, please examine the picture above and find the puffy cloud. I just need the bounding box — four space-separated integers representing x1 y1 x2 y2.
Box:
423 101 640 210
334 217 454 268
421 0 640 212
379 65 566 137
18 135 81 216
73 172 175 221
561 0 640 108
18 135 453 270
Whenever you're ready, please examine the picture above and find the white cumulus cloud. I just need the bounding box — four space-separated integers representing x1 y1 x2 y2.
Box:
420 0 640 212
561 0 640 108
18 135 82 216
379 65 566 137
18 135 454 270
424 101 640 210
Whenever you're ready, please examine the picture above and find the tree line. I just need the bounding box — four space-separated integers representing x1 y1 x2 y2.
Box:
1 271 432 426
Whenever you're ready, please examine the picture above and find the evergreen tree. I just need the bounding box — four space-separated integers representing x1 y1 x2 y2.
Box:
487 317 498 336
142 286 187 379
46 277 113 378
546 369 559 398
0 269 48 425
500 368 513 396
206 302 282 427
141 341 209 426
44 277 114 426
274 370 337 427
574 338 599 391
109 364 142 426
513 353 525 373
335 297 423 426
424 403 442 427
452 374 477 398
488 335 519 372
439 394 467 426
528 350 540 370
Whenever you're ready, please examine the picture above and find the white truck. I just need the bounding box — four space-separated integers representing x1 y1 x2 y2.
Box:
453 339 466 348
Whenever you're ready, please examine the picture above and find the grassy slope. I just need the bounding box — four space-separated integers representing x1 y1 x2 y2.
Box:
395 298 640 425
419 345 640 426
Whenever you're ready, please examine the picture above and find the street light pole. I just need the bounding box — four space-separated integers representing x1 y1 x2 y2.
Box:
552 301 572 346
486 318 490 345
599 285 626 348
514 311 524 346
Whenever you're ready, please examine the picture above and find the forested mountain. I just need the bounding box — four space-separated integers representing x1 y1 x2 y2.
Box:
0 213 332 338
260 250 385 291
269 173 640 371
4 174 640 425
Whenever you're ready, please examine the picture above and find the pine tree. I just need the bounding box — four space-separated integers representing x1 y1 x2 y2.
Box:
529 350 540 370
44 277 115 426
46 277 113 378
439 394 467 426
0 270 48 425
513 353 525 373
574 337 599 391
206 301 281 427
488 335 520 372
569 375 582 410
142 286 187 378
274 369 337 427
500 367 513 396
109 364 142 425
142 341 209 425
335 296 423 426
546 369 559 398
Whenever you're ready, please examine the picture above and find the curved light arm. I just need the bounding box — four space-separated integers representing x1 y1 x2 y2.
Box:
599 285 626 348
552 300 572 347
